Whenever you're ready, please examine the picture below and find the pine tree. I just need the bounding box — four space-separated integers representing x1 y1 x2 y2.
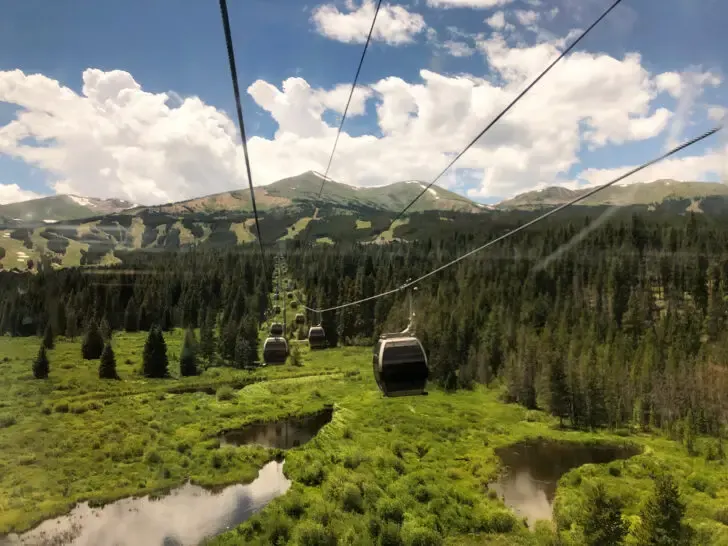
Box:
579 482 628 546
99 343 119 379
65 307 78 340
219 320 238 362
233 332 250 369
633 474 691 546
180 328 199 376
200 311 216 363
42 323 54 349
124 298 138 332
161 307 173 331
142 325 169 378
33 345 50 379
81 320 104 360
548 356 570 426
99 316 112 341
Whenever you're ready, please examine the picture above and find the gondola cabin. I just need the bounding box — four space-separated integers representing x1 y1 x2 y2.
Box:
270 322 283 336
263 337 288 364
287 292 293 299
295 313 305 325
273 305 281 314
372 334 428 397
308 326 327 349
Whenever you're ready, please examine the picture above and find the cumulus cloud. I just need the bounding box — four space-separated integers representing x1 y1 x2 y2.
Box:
576 144 728 188
0 26 724 205
427 0 513 8
311 0 426 45
514 9 539 26
0 183 44 205
443 40 476 57
485 11 506 29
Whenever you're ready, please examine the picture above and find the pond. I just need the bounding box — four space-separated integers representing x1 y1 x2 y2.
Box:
490 439 640 527
0 460 290 546
220 406 334 450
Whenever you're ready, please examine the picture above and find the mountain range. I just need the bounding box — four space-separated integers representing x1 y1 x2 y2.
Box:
1 173 726 271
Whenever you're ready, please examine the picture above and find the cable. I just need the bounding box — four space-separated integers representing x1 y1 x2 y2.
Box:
219 0 266 261
300 126 722 314
387 0 625 226
303 0 383 248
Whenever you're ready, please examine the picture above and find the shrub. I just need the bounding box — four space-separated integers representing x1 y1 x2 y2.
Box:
0 414 16 428
379 522 404 546
378 498 405 524
217 386 234 401
299 462 326 486
295 521 335 546
342 483 364 513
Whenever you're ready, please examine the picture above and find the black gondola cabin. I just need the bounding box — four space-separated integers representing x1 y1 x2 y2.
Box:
263 337 288 364
308 326 327 349
372 334 428 397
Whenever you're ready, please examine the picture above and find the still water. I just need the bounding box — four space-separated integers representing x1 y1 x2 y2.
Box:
490 439 640 527
220 407 334 449
1 460 290 546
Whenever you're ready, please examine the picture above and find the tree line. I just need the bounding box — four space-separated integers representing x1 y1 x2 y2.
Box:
291 211 728 443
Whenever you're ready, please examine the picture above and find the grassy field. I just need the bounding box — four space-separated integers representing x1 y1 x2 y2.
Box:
0 333 726 544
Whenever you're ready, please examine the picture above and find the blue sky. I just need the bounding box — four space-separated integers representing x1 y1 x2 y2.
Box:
0 0 726 205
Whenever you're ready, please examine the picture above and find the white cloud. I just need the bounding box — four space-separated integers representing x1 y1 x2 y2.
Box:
0 183 44 205
427 0 513 7
485 11 506 29
443 40 475 57
311 0 426 45
514 9 539 26
576 145 728 188
0 28 724 205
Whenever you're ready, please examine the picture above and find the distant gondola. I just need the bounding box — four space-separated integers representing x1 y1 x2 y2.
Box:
372 334 428 397
308 326 327 349
270 322 284 336
295 313 305 325
273 305 281 314
263 337 288 364
287 292 293 299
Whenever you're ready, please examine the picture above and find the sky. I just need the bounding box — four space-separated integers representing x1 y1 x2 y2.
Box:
0 0 726 206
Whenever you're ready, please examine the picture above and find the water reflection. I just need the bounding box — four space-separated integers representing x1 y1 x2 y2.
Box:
221 407 333 450
490 439 639 527
1 460 290 546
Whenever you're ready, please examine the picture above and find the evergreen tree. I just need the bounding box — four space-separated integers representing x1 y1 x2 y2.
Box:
54 303 66 337
42 323 54 349
142 325 169 378
200 311 216 363
579 482 628 546
99 316 112 341
124 298 138 332
233 332 254 369
219 320 238 362
99 343 119 379
548 356 570 426
633 474 691 546
161 307 173 331
65 307 78 340
180 328 199 376
33 345 50 379
81 320 104 360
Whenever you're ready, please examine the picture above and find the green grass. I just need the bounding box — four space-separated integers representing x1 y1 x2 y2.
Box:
1 334 726 545
315 237 334 245
355 219 371 230
378 218 408 242
280 217 312 241
231 222 256 243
